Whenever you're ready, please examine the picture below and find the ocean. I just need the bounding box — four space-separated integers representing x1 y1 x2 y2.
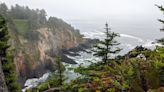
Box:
66 18 164 54
23 18 164 91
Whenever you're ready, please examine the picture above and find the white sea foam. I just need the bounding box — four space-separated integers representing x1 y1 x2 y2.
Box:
143 40 163 48
64 50 101 83
82 30 144 43
120 34 143 42
122 43 135 50
81 31 105 39
65 50 99 66
22 72 51 92
143 40 154 48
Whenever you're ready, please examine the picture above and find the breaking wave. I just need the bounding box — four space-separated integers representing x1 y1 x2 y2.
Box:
82 30 144 43
22 72 51 92
120 34 143 42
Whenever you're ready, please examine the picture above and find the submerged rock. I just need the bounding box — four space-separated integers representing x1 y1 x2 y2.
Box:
61 54 77 64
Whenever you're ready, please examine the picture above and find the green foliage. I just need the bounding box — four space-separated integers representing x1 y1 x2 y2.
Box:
13 19 40 42
9 4 47 29
78 88 86 92
93 23 121 63
33 72 67 92
13 19 29 34
36 82 49 91
156 5 164 30
107 48 164 91
107 88 115 92
156 4 164 44
156 46 164 58
31 57 67 92
55 56 65 86
0 3 82 43
0 15 21 92
48 17 75 31
0 3 8 17
68 47 164 92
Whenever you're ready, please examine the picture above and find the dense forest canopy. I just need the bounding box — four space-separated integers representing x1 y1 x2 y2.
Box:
0 3 78 32
0 3 46 29
0 3 81 43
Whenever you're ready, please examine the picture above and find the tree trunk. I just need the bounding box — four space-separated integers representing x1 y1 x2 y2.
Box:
0 58 8 92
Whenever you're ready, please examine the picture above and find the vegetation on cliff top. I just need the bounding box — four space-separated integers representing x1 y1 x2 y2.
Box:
0 3 83 42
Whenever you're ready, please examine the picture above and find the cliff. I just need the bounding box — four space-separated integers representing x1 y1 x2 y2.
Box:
0 3 84 87
9 18 84 86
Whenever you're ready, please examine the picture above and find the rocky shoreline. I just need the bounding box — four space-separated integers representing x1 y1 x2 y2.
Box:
21 38 98 88
61 38 99 64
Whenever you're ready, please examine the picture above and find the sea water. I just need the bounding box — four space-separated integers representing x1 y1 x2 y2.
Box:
22 19 163 91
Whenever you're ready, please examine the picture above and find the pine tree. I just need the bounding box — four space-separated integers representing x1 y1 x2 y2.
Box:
93 23 121 64
156 4 164 45
0 15 21 92
55 56 65 86
0 3 8 16
0 14 10 92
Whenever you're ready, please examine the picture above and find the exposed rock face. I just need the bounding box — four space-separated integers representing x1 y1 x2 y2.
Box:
11 26 84 86
0 3 84 88
0 62 8 92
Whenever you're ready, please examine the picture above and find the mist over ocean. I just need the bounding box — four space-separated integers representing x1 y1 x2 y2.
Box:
66 18 164 54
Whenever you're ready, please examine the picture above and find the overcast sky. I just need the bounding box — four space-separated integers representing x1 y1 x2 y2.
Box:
0 0 163 20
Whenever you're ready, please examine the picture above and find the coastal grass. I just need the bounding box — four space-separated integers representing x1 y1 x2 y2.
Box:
13 19 29 34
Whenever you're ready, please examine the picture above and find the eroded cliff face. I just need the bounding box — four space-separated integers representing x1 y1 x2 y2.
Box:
11 27 84 86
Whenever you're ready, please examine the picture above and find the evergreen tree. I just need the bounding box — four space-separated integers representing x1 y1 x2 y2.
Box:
0 3 8 16
156 4 164 45
0 15 8 90
0 15 21 92
55 56 65 86
93 23 121 64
